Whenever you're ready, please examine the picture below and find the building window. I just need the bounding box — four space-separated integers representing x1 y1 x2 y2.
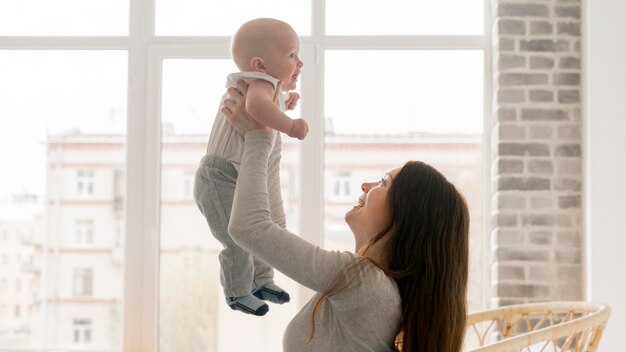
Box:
76 169 95 195
183 170 194 198
73 319 92 344
332 172 351 200
15 278 20 293
14 305 20 318
73 269 93 297
75 219 95 245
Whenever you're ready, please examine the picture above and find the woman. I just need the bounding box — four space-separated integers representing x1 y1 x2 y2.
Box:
222 81 470 352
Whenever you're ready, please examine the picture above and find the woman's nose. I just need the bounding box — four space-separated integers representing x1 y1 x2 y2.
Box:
361 182 372 193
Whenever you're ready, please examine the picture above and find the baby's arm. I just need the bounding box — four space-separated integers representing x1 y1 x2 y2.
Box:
246 80 308 140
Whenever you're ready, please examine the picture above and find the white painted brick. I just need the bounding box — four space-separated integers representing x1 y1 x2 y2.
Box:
529 21 553 35
558 89 580 103
553 178 581 191
557 22 581 36
529 266 553 281
497 194 527 209
557 231 581 247
498 89 526 103
492 0 583 304
498 3 549 17
529 56 555 69
528 125 553 139
557 125 581 139
557 159 581 176
493 230 525 246
528 160 553 174
559 56 580 69
529 90 554 102
530 196 555 209
499 124 526 139
528 231 553 245
498 54 526 70
555 5 581 19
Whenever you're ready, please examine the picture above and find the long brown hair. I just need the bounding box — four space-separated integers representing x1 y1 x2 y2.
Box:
310 161 470 352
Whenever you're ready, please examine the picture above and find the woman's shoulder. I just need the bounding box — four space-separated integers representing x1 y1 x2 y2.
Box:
330 256 401 311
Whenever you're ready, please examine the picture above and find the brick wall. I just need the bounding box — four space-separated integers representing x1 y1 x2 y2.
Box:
491 0 583 306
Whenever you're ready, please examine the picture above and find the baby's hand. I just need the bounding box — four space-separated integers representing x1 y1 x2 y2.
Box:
288 118 308 140
285 92 300 111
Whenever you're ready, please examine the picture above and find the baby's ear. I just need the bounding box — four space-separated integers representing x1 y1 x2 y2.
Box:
251 57 266 72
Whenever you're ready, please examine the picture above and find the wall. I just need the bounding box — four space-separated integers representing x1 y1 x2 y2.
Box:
583 0 626 350
492 0 584 305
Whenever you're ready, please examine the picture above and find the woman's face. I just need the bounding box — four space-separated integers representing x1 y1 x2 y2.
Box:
345 167 402 248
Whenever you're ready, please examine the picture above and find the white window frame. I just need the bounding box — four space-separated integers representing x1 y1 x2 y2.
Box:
0 0 491 350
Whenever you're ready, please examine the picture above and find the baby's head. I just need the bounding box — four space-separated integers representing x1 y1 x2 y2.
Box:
231 18 303 91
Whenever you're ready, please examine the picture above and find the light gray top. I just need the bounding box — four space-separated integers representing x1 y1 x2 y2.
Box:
205 72 286 171
229 130 402 352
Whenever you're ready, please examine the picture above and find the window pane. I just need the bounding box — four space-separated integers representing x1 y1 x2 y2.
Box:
155 0 311 36
0 0 128 36
326 0 483 35
0 51 127 349
323 50 484 311
159 59 301 352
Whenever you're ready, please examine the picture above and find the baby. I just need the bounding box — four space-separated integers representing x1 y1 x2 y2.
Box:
193 18 306 316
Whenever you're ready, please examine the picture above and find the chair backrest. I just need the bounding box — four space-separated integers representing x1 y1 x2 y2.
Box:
464 301 610 352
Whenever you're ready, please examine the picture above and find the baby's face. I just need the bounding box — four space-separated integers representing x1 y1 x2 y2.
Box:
262 28 303 91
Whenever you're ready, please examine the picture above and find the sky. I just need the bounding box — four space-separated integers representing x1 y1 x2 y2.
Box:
0 0 484 199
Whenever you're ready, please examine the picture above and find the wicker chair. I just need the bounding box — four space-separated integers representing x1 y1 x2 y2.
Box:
464 301 610 352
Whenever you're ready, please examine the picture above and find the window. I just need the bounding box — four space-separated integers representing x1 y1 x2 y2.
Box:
14 305 21 318
73 319 92 344
331 172 352 200
76 169 95 195
1 1 489 350
0 0 129 36
73 268 93 297
183 170 194 198
158 58 302 352
0 50 126 349
75 219 94 245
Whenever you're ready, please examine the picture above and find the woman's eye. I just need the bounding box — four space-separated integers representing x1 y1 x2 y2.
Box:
289 53 295 58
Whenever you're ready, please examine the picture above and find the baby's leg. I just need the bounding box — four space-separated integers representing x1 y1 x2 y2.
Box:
194 156 268 316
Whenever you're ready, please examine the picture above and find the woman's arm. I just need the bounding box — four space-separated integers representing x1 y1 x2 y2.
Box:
223 83 352 293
